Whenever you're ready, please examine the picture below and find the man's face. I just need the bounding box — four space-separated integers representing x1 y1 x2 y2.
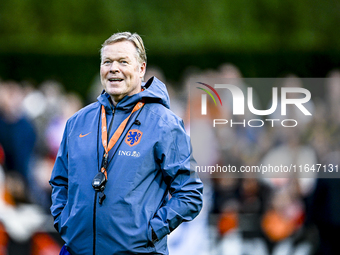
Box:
100 41 146 104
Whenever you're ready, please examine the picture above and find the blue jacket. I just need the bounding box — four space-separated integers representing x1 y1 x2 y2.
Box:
49 77 203 255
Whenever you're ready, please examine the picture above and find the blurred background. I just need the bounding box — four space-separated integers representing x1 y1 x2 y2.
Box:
0 1 340 254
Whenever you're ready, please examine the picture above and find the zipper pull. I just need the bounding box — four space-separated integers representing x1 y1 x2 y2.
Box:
99 192 106 204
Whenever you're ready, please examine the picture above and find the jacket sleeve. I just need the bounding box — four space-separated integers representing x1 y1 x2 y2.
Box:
49 120 70 232
150 118 203 241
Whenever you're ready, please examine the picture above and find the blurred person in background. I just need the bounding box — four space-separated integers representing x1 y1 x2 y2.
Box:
256 76 319 255
0 106 52 255
49 31 203 255
309 70 340 255
0 81 36 186
0 82 44 255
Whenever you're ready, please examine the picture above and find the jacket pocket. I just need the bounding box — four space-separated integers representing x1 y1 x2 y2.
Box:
147 223 155 248
143 209 156 249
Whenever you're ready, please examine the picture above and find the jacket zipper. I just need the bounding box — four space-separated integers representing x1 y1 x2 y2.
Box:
93 191 98 255
93 107 115 255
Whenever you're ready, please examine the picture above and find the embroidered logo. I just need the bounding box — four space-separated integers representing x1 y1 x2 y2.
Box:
79 132 91 138
125 129 143 147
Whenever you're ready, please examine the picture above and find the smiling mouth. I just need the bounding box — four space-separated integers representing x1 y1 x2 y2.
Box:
108 78 123 82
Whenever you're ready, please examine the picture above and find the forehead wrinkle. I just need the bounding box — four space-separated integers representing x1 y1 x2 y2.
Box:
102 42 139 62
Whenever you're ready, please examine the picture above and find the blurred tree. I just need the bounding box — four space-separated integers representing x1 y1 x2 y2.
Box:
1 0 340 55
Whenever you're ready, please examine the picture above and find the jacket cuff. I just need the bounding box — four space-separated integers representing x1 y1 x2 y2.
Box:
149 217 169 241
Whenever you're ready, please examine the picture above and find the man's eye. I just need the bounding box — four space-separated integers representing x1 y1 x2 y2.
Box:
121 60 128 64
103 61 111 64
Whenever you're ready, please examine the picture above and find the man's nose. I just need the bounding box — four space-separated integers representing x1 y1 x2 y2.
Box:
109 62 119 73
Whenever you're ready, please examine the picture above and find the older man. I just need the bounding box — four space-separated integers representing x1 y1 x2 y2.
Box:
49 32 203 255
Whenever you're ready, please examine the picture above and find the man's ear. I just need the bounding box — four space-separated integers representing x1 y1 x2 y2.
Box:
139 62 146 79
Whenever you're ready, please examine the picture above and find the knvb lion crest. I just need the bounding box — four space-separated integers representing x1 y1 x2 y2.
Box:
125 129 143 147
